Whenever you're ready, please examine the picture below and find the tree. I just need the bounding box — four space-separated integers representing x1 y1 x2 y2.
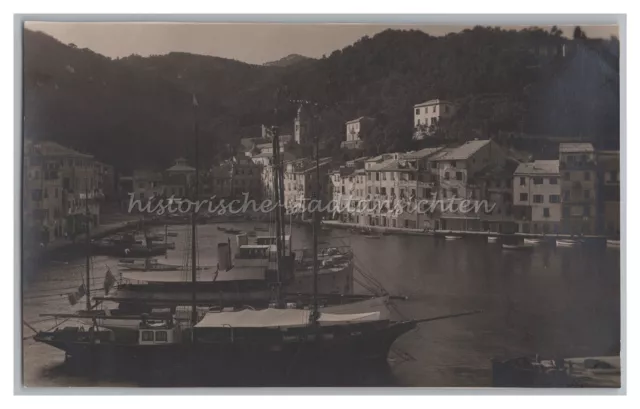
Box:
573 26 588 40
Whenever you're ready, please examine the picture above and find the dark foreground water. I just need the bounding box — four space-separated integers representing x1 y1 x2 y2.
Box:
21 223 621 387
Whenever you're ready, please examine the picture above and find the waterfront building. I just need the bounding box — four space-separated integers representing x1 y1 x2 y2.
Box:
23 140 109 242
283 157 333 215
597 150 620 238
363 147 444 229
430 139 508 231
211 156 263 201
512 160 562 234
559 143 598 234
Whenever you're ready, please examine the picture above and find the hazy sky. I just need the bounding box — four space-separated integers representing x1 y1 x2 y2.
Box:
24 22 619 65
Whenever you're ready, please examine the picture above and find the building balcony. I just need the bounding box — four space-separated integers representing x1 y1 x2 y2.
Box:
340 140 363 150
559 160 597 170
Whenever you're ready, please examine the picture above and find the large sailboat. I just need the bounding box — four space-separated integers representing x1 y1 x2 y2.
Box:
34 96 481 379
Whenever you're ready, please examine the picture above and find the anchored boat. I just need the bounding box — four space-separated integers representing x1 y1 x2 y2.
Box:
502 243 534 251
556 239 578 248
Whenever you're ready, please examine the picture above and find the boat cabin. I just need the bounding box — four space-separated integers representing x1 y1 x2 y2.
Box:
138 321 182 345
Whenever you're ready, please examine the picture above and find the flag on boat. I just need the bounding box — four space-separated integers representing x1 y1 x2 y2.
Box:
104 268 116 294
76 284 86 299
67 284 86 305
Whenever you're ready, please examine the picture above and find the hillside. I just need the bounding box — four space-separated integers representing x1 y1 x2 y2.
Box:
264 54 314 67
22 26 620 172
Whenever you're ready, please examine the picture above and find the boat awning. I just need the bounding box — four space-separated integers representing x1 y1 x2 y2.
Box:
195 309 381 329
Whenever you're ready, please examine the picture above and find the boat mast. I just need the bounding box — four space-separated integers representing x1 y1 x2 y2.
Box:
191 94 199 326
271 125 283 303
311 104 320 323
84 178 91 312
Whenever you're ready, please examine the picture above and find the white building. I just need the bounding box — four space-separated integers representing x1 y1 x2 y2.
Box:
513 160 562 234
413 99 456 140
341 117 374 150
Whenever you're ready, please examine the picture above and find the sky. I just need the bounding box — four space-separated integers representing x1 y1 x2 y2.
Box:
24 22 619 65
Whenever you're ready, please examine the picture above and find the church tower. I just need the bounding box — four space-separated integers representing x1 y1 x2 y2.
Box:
294 104 310 144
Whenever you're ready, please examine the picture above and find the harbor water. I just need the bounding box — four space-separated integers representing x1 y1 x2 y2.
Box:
21 222 621 387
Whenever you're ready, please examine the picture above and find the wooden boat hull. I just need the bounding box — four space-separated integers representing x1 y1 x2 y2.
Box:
556 240 577 248
34 321 416 377
606 240 620 248
523 238 541 245
445 236 462 240
502 244 534 251
487 237 498 243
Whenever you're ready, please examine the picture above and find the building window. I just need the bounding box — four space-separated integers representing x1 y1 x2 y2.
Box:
533 194 543 203
549 177 558 185
451 188 458 197
415 108 420 115
450 161 456 168
381 187 386 195
411 189 416 197
564 172 570 181
141 331 154 342
520 193 528 202
433 106 436 113
583 189 590 199
382 173 386 181
583 205 590 216
520 177 526 186
444 172 450 180
563 206 570 218
155 331 168 342
584 171 591 181
543 208 550 218
431 162 437 169
456 172 463 181
549 194 560 203
375 173 379 181
391 188 395 196
610 171 618 182
533 177 543 185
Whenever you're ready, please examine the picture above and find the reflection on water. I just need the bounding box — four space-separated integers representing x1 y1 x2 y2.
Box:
22 223 621 387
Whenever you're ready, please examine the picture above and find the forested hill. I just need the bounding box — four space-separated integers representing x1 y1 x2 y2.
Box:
23 26 620 172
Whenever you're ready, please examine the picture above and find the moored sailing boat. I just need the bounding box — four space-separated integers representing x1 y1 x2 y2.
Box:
34 97 482 379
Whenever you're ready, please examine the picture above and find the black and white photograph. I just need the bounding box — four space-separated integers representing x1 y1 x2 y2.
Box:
17 17 623 390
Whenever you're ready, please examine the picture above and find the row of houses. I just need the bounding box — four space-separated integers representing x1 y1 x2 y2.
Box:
327 141 620 237
23 140 115 244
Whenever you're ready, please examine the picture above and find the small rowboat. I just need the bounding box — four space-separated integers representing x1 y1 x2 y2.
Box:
606 239 620 248
487 236 498 243
556 239 578 248
445 235 463 240
502 243 534 251
524 238 542 245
